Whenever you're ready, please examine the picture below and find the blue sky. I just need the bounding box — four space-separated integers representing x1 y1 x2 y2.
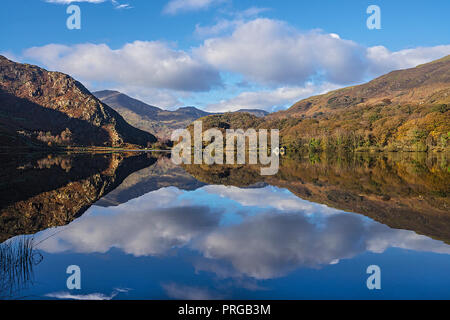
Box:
1 0 449 111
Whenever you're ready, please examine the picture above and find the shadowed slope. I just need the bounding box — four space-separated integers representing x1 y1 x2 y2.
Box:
0 56 157 148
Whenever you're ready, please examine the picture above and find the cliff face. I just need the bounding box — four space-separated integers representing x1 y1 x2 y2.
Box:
0 56 157 148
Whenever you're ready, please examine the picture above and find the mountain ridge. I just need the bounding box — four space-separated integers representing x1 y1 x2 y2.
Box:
0 56 157 148
94 90 270 140
269 54 450 120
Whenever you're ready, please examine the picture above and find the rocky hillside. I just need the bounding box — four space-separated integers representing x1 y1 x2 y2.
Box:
94 90 270 141
0 56 157 148
94 90 211 141
274 55 450 119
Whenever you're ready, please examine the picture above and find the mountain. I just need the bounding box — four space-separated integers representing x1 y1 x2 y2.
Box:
176 106 212 118
236 109 269 117
94 90 211 141
0 56 157 149
275 55 450 119
267 55 450 151
195 55 450 152
94 90 270 140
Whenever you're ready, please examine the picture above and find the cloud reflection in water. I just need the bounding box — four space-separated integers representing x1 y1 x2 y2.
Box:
35 186 450 280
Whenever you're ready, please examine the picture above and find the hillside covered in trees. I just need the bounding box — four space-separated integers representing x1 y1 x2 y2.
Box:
197 56 450 152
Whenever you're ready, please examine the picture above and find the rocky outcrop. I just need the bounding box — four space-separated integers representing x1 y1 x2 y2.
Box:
0 56 157 148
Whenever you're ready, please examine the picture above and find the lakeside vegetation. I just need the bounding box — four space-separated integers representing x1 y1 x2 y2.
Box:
0 236 42 299
190 56 450 153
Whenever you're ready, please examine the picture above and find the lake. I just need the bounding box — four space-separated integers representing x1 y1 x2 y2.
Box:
0 151 449 300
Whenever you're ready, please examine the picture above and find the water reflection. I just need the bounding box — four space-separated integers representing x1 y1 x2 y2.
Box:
0 152 157 242
35 186 450 281
0 151 449 299
185 152 450 243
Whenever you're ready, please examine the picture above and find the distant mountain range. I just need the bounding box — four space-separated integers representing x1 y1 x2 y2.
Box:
0 56 157 149
198 55 450 152
93 90 211 141
94 90 268 140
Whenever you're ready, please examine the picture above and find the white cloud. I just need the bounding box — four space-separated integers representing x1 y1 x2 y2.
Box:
195 19 242 38
195 18 450 87
195 18 368 86
194 7 270 38
163 0 227 15
19 17 450 110
367 45 450 75
46 0 132 9
111 0 132 9
45 288 130 300
45 0 133 9
23 41 221 92
203 185 325 213
115 4 131 9
237 7 270 18
329 33 340 39
0 51 22 63
205 83 340 112
46 292 113 300
190 18 450 111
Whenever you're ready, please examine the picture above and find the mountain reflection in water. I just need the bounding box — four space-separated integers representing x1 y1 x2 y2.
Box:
0 151 449 299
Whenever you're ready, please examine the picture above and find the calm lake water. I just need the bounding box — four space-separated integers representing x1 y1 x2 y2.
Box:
0 151 449 300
